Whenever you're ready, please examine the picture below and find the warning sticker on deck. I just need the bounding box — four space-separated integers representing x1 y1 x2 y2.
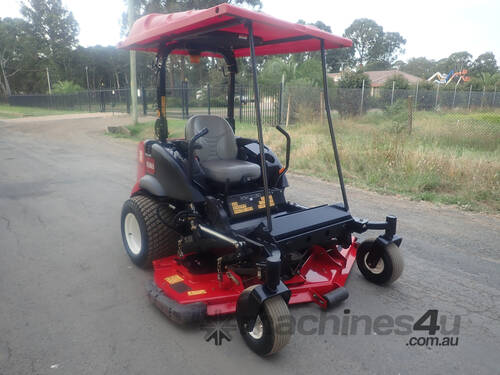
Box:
187 289 207 296
164 274 184 284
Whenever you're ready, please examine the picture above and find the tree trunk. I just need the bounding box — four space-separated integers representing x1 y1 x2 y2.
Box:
115 71 121 89
0 59 12 96
0 80 6 97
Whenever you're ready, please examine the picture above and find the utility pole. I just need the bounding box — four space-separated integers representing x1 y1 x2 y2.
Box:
85 66 90 90
46 67 52 95
85 66 91 112
128 0 138 124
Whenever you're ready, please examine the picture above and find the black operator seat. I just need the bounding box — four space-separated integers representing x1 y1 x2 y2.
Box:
185 115 261 184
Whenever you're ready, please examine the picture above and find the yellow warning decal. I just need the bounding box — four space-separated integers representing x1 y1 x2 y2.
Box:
258 195 275 209
231 201 254 214
164 274 184 284
187 289 207 296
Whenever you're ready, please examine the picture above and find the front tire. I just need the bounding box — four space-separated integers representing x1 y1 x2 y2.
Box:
121 195 179 268
356 238 404 285
237 287 292 356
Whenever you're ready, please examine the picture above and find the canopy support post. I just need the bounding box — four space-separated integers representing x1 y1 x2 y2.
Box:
320 39 349 211
247 21 272 232
227 71 236 131
156 56 168 142
223 52 237 132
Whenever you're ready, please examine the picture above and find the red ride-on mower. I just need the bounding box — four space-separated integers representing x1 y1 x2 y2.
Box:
119 4 403 356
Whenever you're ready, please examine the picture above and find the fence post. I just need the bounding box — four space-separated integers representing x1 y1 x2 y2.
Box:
181 81 186 119
142 86 147 115
467 85 472 111
493 85 497 107
414 81 419 110
240 85 243 122
360 79 365 115
286 94 291 127
87 90 91 112
435 84 440 109
391 81 395 106
408 96 413 135
278 79 284 124
207 83 211 115
452 83 457 107
320 91 324 124
185 80 189 118
481 86 485 108
100 87 106 112
126 89 130 114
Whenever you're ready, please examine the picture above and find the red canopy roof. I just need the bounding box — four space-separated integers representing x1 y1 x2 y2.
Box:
118 4 352 57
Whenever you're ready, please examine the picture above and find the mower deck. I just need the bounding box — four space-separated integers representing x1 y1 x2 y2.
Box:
150 241 357 319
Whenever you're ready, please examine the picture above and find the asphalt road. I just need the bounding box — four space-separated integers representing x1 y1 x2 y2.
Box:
0 114 499 375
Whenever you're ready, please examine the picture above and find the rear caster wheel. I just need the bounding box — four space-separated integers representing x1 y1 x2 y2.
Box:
237 286 292 356
356 238 404 285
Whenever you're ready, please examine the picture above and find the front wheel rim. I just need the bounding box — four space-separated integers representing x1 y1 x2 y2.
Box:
248 315 264 340
363 253 384 274
124 213 142 255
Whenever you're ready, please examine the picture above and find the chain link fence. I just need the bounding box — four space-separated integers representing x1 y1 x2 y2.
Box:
6 83 500 134
7 84 282 125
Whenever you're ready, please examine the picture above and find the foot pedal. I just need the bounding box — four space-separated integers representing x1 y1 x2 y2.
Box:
324 287 349 309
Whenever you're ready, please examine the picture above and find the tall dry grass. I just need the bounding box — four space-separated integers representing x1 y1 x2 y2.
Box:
236 111 500 213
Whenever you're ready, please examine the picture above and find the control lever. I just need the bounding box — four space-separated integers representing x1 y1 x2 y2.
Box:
275 125 290 187
188 127 208 181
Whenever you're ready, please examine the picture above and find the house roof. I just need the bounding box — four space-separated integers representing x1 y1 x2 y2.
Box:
118 4 352 57
328 70 423 87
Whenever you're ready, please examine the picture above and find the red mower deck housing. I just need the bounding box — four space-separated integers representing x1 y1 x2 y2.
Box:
152 242 357 316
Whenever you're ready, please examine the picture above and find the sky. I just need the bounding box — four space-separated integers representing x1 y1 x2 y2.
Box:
2 0 499 63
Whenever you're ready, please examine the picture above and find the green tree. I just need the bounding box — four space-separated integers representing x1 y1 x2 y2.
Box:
343 19 405 67
338 70 371 89
51 80 83 94
292 20 352 73
0 18 33 96
20 0 79 82
295 58 322 86
364 60 392 71
471 52 498 77
259 57 296 87
447 51 472 73
401 57 437 78
379 32 406 64
382 74 409 90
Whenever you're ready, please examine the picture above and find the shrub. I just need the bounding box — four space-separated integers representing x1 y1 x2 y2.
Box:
335 71 371 118
51 81 83 95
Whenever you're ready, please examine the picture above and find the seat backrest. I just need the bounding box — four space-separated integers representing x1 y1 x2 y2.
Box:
185 115 238 161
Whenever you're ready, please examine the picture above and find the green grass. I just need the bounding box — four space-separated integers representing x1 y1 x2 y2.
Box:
0 104 82 119
120 110 500 214
119 118 186 140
